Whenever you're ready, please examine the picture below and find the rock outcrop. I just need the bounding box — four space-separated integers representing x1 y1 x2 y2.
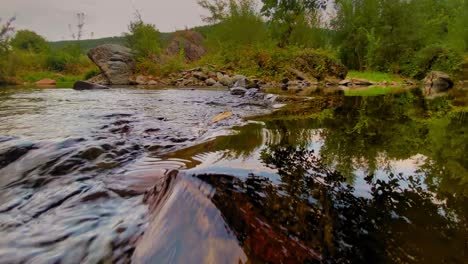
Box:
165 31 206 62
292 51 348 81
423 71 454 96
88 44 134 85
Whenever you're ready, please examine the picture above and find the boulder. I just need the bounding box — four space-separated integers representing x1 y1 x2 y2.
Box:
423 71 454 95
218 75 233 87
232 75 247 88
135 75 148 85
192 71 208 81
87 73 109 85
287 67 318 83
165 31 206 62
35 78 56 86
230 87 247 96
73 81 110 90
148 80 159 86
246 79 261 89
205 78 217 86
88 44 134 85
338 79 351 86
351 78 374 86
212 82 225 88
245 88 259 97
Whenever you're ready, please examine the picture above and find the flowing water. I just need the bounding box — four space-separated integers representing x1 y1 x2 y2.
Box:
0 86 466 263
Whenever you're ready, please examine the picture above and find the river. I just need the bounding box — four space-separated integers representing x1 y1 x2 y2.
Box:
0 86 466 263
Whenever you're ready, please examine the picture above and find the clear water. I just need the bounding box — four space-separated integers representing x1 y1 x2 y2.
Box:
0 87 466 263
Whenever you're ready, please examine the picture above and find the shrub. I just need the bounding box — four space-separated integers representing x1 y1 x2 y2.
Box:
46 52 71 72
84 68 100 80
125 21 161 59
400 45 463 79
11 30 49 53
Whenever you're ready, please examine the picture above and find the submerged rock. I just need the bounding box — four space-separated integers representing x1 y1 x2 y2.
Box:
230 87 247 96
88 44 134 85
212 112 233 123
423 71 454 95
73 81 110 90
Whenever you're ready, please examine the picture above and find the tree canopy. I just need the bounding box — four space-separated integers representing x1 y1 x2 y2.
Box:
11 30 49 53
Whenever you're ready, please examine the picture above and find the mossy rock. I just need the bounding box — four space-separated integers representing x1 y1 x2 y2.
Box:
292 50 348 81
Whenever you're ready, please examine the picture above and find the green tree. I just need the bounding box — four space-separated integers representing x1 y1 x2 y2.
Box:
260 0 328 47
333 0 465 75
125 20 161 59
10 30 49 53
0 17 15 84
197 0 229 23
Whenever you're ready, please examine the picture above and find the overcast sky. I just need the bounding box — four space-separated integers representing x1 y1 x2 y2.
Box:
0 0 209 41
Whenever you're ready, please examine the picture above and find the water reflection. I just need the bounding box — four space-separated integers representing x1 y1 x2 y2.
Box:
191 145 466 263
159 89 467 263
0 86 466 263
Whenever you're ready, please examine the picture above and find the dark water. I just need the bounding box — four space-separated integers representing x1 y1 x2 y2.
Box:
0 87 466 263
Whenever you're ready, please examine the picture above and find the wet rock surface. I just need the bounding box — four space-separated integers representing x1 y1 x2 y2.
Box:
423 71 454 95
73 81 110 90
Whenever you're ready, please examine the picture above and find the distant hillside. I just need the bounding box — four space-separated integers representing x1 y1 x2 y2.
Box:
49 31 178 52
50 37 126 52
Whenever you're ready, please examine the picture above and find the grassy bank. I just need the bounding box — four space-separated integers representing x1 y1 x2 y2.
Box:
346 71 406 84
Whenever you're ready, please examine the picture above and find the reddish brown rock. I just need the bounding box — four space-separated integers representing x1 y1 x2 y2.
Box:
165 30 206 62
35 78 56 86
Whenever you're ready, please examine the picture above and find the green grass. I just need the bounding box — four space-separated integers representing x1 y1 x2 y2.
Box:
346 71 405 83
344 86 395 96
17 71 83 87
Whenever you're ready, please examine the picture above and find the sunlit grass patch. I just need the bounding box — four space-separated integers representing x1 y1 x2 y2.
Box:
346 71 404 83
17 71 83 86
344 86 394 96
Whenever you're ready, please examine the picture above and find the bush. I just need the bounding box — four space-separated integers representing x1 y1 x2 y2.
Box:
46 52 71 72
400 45 463 79
125 21 161 59
84 68 100 80
134 57 161 76
11 30 49 53
205 0 271 54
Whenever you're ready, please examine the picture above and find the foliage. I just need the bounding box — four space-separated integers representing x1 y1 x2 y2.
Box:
11 30 49 53
197 0 229 23
204 0 271 52
260 0 328 47
125 20 161 60
83 67 100 80
0 17 16 84
400 45 463 79
333 0 466 76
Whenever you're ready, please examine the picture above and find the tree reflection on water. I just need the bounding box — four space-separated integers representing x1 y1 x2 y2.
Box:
166 90 467 263
197 145 466 263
